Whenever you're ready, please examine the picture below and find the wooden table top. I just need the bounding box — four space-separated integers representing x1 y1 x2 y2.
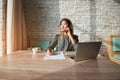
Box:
0 50 120 80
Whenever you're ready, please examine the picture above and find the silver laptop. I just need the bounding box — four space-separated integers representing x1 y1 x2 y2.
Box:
68 42 102 62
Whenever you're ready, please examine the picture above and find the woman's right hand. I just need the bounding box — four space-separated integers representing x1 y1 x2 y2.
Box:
46 49 54 56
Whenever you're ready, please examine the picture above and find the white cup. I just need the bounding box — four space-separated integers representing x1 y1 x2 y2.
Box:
32 47 41 54
32 48 38 54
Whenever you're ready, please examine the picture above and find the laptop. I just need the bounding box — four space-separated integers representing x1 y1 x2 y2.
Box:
68 42 102 62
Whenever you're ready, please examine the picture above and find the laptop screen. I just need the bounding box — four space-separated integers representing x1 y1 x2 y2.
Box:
69 42 102 62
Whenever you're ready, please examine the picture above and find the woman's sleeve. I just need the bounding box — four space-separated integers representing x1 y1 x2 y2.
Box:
73 35 79 50
48 34 59 50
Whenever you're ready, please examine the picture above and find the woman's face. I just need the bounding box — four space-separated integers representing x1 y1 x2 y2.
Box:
60 21 68 32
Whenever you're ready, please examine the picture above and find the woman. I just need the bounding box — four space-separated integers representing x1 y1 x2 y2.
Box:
47 18 79 56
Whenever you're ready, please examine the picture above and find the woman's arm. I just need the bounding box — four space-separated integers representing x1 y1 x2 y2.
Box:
69 34 79 50
68 33 76 44
72 35 79 50
47 34 59 55
66 27 79 50
48 34 59 50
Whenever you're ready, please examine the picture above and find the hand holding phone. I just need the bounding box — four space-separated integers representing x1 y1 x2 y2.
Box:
65 27 71 36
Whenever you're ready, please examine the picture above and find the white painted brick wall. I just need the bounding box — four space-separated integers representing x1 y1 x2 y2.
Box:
23 0 120 56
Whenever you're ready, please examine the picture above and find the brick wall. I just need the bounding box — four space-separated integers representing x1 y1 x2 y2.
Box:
23 0 60 47
23 0 120 55
0 0 4 56
0 0 6 56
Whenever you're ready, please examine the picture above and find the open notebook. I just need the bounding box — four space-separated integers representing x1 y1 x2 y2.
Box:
44 51 65 60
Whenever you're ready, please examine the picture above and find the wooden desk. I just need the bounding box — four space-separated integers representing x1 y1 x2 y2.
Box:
0 50 120 80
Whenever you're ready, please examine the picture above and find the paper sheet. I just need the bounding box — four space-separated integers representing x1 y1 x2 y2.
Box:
44 51 65 60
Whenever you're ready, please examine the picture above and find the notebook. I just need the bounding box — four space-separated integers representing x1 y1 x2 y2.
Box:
68 42 102 62
44 51 65 60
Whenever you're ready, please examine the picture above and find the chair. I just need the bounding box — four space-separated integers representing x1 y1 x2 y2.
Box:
106 35 120 64
31 40 51 51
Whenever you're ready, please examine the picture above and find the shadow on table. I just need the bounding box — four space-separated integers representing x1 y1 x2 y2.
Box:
33 58 120 80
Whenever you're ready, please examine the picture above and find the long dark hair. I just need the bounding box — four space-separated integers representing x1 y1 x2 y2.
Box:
60 18 74 35
59 18 74 42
